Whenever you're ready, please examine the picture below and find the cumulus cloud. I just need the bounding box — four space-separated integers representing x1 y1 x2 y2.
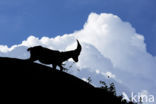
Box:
0 13 156 99
75 13 155 76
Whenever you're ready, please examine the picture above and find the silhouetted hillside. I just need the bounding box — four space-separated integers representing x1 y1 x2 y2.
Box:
0 57 136 104
0 57 94 88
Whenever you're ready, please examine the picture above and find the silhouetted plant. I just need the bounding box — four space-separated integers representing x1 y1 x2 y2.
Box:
63 67 69 72
108 83 116 95
139 97 143 104
99 80 137 104
121 99 128 104
99 80 108 90
87 77 92 84
99 81 116 95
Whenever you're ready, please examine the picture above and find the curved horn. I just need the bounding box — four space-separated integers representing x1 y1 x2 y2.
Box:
75 40 82 55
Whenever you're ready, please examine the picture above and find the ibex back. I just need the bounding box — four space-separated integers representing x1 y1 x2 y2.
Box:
27 40 82 71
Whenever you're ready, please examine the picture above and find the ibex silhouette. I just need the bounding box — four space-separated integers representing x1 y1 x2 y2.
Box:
27 40 82 71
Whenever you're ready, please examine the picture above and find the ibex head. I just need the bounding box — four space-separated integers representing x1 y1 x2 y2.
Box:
71 40 82 62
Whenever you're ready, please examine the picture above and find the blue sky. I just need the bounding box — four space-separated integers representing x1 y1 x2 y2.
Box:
0 0 155 55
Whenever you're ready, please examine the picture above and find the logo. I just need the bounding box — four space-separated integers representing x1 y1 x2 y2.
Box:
122 92 155 103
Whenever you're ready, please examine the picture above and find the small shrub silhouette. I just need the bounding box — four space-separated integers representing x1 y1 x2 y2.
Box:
99 80 137 104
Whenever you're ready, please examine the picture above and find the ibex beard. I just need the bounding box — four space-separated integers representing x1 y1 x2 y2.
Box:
27 40 82 71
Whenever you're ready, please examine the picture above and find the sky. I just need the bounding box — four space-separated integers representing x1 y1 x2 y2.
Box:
0 0 155 55
0 1 156 103
0 12 156 101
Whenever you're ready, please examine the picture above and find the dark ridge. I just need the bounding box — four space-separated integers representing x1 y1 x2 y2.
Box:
0 57 93 88
0 57 136 104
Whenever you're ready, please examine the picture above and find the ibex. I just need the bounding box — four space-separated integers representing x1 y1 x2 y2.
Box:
27 40 81 71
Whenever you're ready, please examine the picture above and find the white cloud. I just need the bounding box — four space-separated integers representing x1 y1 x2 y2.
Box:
75 13 152 76
21 35 41 47
0 45 10 53
0 12 156 98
